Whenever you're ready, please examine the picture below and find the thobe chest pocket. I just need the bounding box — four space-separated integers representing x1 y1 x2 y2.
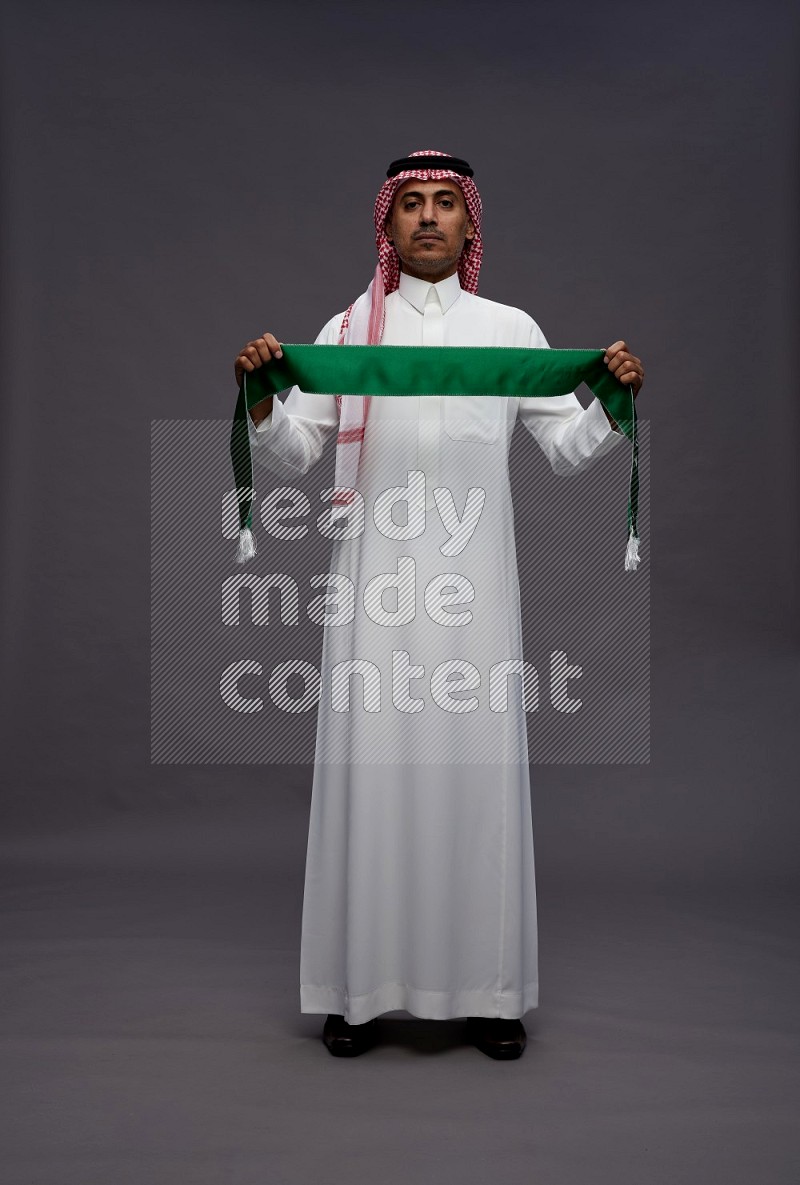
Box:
444 396 503 444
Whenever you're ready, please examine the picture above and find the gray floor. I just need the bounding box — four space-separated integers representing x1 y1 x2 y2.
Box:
1 797 798 1183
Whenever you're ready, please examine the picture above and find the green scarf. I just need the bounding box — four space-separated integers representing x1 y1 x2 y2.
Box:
231 344 640 569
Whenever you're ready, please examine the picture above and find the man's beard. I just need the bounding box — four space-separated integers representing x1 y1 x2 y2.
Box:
399 244 463 275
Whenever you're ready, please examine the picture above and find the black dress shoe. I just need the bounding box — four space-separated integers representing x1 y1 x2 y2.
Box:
322 1013 377 1057
466 1016 527 1060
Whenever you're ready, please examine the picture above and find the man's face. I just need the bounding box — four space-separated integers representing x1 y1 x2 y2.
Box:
384 178 475 282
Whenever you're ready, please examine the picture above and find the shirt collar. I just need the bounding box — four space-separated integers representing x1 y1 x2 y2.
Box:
397 270 462 314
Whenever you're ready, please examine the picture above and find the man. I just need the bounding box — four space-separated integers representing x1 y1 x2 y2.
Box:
234 150 644 1060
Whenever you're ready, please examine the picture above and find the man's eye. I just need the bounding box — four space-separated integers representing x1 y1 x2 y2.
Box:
440 200 453 207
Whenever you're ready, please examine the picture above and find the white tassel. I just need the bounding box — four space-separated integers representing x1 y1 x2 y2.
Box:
624 528 640 572
235 527 257 564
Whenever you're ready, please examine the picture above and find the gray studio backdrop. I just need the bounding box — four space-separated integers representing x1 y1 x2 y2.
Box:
1 4 799 1184
0 0 798 880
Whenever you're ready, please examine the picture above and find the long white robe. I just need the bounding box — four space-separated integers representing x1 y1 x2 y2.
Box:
248 271 624 1023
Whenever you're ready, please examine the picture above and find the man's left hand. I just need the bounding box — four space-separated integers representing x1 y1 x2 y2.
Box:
604 341 644 396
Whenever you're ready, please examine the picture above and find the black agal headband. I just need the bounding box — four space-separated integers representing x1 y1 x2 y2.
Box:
386 154 474 178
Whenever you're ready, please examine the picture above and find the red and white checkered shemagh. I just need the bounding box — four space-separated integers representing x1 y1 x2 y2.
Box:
331 149 483 516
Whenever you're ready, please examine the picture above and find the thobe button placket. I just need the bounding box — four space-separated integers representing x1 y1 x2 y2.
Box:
419 285 443 511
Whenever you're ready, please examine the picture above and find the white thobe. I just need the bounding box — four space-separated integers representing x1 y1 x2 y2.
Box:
248 271 624 1023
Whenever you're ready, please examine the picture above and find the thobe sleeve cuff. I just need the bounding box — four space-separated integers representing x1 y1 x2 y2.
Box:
246 391 307 473
519 392 626 476
559 396 626 472
585 396 627 454
247 394 282 444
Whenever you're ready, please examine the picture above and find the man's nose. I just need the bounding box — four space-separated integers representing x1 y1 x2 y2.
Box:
418 202 437 224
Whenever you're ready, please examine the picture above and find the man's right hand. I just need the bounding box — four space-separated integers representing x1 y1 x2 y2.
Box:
235 332 283 426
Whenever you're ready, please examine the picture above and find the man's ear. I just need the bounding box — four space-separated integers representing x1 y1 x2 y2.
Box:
465 218 475 241
384 216 393 243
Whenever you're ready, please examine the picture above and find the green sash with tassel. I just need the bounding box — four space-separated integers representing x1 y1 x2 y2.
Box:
230 345 640 570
